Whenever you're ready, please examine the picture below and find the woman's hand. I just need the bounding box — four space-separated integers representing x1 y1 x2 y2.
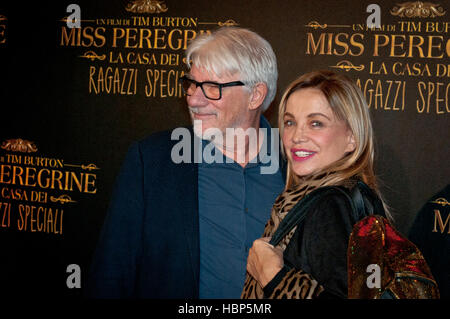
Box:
246 237 284 287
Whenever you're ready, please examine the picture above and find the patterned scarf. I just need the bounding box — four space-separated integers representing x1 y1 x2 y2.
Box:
241 181 319 298
241 175 357 299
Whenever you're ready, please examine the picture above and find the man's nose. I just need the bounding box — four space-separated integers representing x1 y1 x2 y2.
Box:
187 86 208 106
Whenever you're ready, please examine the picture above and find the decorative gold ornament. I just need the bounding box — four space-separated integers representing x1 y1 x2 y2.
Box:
305 21 350 29
305 21 328 29
65 163 100 171
125 0 168 14
199 19 239 27
330 60 365 72
218 20 238 27
59 17 95 24
1 139 38 153
390 2 446 18
50 195 76 204
79 51 106 61
431 198 450 207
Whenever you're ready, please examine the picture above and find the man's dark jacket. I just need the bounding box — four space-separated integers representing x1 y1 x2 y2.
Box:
86 127 286 298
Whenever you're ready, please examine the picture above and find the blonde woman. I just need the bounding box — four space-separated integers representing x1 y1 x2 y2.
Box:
242 70 390 299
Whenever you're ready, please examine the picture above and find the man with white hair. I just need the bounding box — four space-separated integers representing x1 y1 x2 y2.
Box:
87 27 285 298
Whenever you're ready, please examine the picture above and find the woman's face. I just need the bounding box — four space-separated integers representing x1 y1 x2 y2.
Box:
282 88 355 177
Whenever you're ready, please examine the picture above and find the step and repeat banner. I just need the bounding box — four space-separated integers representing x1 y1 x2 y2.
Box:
0 0 448 297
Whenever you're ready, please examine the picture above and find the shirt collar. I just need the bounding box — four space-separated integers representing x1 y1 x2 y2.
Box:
197 115 276 167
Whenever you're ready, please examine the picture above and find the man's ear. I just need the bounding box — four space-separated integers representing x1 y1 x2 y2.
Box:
248 83 268 110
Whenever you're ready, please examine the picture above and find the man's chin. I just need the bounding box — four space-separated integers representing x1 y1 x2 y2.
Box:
192 120 224 142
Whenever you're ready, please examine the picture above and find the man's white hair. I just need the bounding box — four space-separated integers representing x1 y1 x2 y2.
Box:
185 27 278 112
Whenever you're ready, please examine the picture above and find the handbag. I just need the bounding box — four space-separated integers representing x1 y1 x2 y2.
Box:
348 215 440 298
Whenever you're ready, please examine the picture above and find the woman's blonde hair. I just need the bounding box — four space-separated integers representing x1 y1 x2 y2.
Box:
278 70 389 215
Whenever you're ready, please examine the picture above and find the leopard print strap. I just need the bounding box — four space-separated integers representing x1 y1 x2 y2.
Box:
241 183 321 299
262 184 313 250
266 269 324 299
241 178 359 299
241 267 324 299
